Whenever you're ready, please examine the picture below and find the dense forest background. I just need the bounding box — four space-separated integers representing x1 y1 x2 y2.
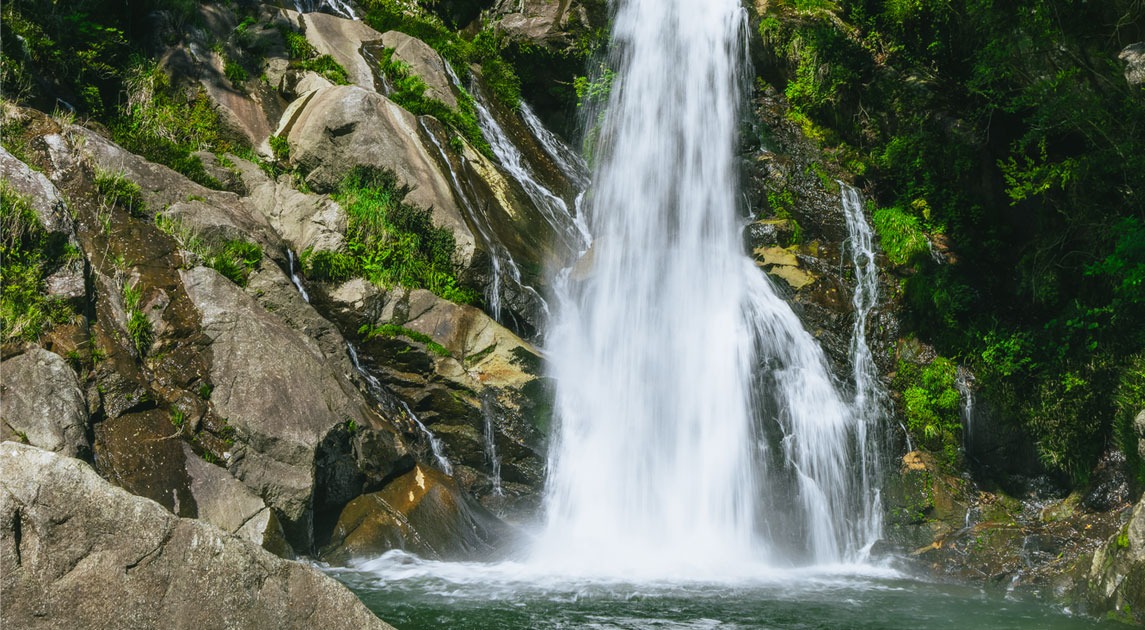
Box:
3 0 1145 489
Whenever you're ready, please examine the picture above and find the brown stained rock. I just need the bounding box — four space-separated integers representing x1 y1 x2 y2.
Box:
93 409 196 518
321 464 503 563
0 347 88 457
1085 498 1145 623
0 443 392 629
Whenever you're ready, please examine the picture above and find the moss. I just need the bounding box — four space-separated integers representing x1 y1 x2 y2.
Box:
361 323 451 357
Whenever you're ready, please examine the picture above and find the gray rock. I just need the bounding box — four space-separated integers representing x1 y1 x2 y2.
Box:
181 265 375 547
1120 43 1145 87
0 146 75 240
0 442 392 629
1135 410 1145 462
380 30 460 109
492 0 571 43
300 12 387 93
0 348 88 457
1085 498 1145 623
282 85 477 265
182 443 291 556
231 153 348 255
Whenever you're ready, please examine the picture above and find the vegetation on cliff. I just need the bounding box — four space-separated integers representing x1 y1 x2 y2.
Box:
761 0 1145 484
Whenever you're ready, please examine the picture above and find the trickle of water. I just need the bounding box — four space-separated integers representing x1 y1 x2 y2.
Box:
287 250 310 302
400 401 453 475
956 367 975 448
347 342 453 474
293 0 358 20
480 394 504 496
535 0 879 575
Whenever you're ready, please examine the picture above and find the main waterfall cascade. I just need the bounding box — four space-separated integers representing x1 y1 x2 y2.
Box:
534 0 882 573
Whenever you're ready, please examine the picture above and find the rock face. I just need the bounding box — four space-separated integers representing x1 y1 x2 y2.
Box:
380 30 460 109
0 348 88 458
1085 498 1145 623
321 464 506 563
181 265 382 549
0 442 391 629
0 146 75 240
282 85 478 265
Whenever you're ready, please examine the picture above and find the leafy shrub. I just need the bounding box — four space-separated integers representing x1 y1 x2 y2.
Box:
297 54 350 85
301 167 475 303
0 183 74 342
872 205 928 266
223 59 248 86
896 354 962 466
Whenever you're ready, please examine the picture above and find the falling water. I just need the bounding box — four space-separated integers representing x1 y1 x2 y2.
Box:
480 393 504 496
839 183 885 556
535 0 878 574
286 249 310 302
292 0 358 20
400 401 453 475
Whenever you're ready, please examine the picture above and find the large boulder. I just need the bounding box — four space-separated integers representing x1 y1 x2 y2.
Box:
0 442 391 629
180 265 382 548
281 85 477 266
299 11 386 93
0 348 88 457
0 146 75 240
1085 498 1145 623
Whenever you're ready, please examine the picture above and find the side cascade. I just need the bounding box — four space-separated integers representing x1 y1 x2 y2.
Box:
534 0 882 575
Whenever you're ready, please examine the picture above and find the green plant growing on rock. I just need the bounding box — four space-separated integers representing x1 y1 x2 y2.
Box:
378 48 490 157
360 323 450 358
872 205 928 266
279 24 350 85
0 183 74 342
302 167 475 304
121 280 153 357
207 240 262 287
94 169 147 218
896 353 963 467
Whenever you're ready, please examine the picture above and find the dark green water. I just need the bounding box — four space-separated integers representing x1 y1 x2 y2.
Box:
328 553 1115 629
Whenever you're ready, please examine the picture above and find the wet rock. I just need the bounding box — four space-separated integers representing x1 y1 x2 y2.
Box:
0 442 391 629
491 0 572 43
321 464 505 563
283 85 477 266
0 347 88 457
1085 498 1145 623
380 31 460 109
1135 410 1145 462
93 409 195 517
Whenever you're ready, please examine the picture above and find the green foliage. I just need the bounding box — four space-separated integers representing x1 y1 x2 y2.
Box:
268 135 290 163
871 205 927 266
360 0 521 108
297 54 350 85
94 169 147 217
1113 355 1145 487
378 48 490 157
0 182 74 342
207 240 262 287
573 65 616 108
361 323 450 357
896 353 962 466
153 214 262 286
223 59 248 86
111 59 230 189
302 167 475 303
122 280 153 357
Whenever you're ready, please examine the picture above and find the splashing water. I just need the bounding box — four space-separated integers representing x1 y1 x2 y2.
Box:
534 0 879 575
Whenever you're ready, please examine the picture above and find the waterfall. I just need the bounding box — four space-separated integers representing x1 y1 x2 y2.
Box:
840 183 885 557
292 0 358 20
534 0 879 574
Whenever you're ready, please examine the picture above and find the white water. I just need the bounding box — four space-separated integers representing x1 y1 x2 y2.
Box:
293 0 358 20
534 0 879 575
840 183 886 554
286 249 310 302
